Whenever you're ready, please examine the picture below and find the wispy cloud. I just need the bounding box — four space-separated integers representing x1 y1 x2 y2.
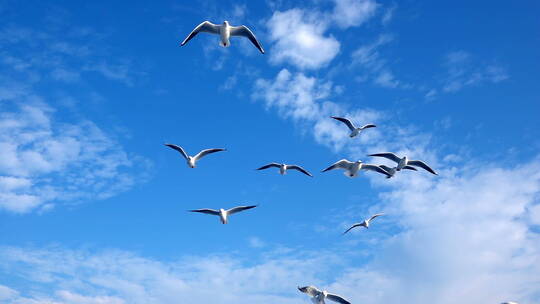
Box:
332 0 379 29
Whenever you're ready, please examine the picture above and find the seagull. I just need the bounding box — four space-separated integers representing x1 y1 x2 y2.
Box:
298 286 351 304
181 21 264 54
331 116 376 138
164 144 226 168
189 205 257 224
321 159 391 178
368 152 438 175
343 213 384 234
378 164 417 178
256 163 313 177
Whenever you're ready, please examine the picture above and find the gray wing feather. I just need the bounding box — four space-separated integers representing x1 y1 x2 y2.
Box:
322 159 352 172
227 205 257 215
361 164 392 178
327 293 352 304
360 124 376 129
368 152 401 163
403 165 418 171
408 160 437 175
229 25 265 54
194 148 226 161
342 223 362 235
181 21 220 46
256 163 281 170
189 208 219 215
368 213 384 222
331 116 356 131
287 165 313 177
164 143 189 160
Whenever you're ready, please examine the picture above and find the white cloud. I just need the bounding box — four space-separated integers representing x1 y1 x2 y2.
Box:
267 9 340 70
0 99 147 214
332 0 378 28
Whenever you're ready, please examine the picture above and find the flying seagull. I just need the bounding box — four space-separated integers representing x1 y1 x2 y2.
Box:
189 205 257 224
181 21 264 54
164 144 225 168
343 213 384 234
368 152 438 175
256 163 313 177
378 164 417 178
322 159 391 178
331 116 376 138
298 286 351 304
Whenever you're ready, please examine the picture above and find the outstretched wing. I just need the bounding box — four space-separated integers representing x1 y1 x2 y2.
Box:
327 293 352 304
164 143 189 160
361 164 392 178
331 116 356 131
256 163 281 170
408 160 437 175
368 152 401 163
188 208 219 215
298 286 321 296
229 25 265 54
194 148 226 161
368 213 384 223
181 21 220 46
286 165 313 177
227 205 257 215
322 159 353 172
360 124 376 130
342 223 362 235
403 165 418 171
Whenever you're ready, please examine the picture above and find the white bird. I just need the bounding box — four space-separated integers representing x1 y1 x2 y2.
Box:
189 205 257 224
256 163 313 177
368 152 438 175
378 164 417 178
164 144 226 168
343 213 384 234
331 116 376 138
181 20 264 54
321 159 391 178
298 286 351 304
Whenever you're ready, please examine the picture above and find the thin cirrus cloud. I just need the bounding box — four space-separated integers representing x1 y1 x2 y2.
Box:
266 0 379 70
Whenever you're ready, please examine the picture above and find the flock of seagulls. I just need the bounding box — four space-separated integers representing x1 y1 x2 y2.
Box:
175 19 513 304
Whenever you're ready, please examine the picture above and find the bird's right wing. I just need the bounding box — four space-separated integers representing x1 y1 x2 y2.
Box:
194 148 226 161
287 165 313 177
403 165 418 171
368 152 401 163
331 116 356 131
229 25 265 54
361 164 392 178
321 159 352 172
368 213 384 222
407 160 438 175
327 293 352 304
342 223 362 235
256 163 281 170
188 208 219 215
227 205 257 215
181 21 220 46
298 286 321 297
360 124 376 130
164 143 189 160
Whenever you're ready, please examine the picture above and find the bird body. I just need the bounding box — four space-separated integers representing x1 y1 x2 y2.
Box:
181 20 265 54
331 116 376 138
298 286 351 304
164 144 225 168
189 205 257 224
369 152 438 175
322 159 391 178
257 163 313 177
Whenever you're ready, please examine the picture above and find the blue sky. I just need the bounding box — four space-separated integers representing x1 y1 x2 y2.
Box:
0 0 539 303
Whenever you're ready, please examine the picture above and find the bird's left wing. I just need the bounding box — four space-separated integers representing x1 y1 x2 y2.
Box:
361 164 392 178
360 124 376 129
229 25 265 54
286 165 313 177
181 21 220 46
188 208 219 215
368 213 384 222
331 116 355 131
407 160 437 175
227 205 257 215
194 148 226 161
342 223 362 235
327 293 352 304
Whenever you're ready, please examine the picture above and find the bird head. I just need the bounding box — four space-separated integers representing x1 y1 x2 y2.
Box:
223 20 229 26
